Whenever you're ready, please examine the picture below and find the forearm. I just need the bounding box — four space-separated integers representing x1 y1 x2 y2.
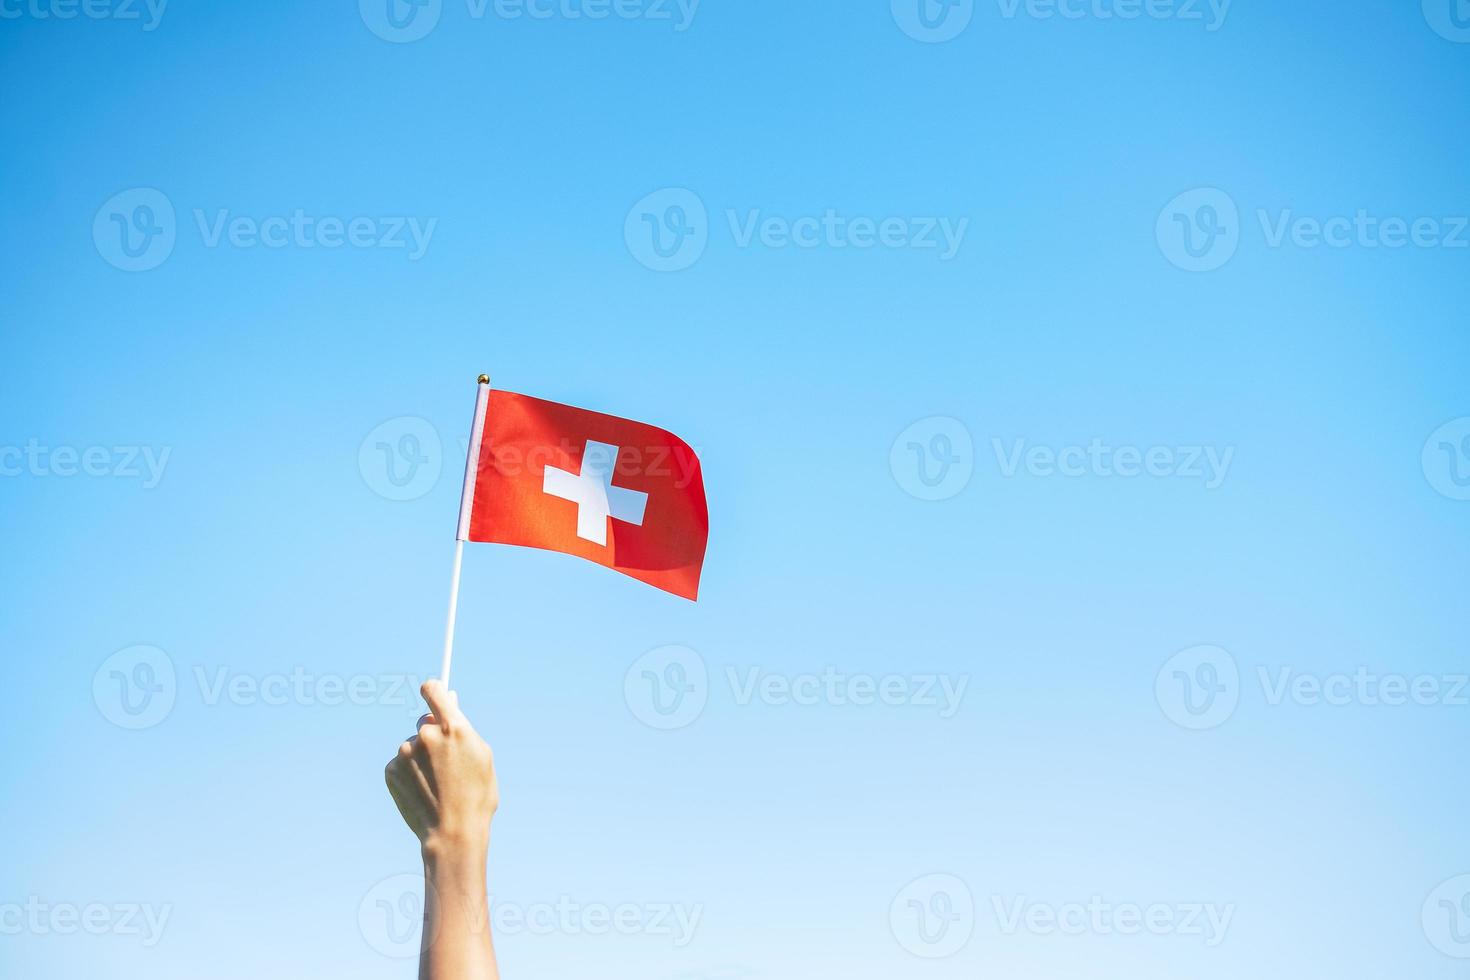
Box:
420 837 498 980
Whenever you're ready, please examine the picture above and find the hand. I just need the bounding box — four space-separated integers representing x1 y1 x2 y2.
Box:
385 680 499 856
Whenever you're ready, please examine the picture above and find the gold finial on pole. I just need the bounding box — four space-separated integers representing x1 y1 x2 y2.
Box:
477 374 490 385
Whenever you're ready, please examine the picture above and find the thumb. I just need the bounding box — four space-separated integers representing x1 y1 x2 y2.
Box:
421 680 466 732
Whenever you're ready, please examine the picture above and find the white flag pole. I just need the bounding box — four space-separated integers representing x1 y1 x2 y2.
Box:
439 539 465 687
441 373 491 688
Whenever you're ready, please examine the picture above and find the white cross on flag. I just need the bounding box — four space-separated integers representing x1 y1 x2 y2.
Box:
542 440 650 546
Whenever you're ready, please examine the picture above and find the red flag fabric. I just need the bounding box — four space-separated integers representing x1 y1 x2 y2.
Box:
457 389 708 601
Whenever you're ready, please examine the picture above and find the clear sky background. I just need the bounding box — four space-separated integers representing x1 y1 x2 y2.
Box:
3 1 1470 978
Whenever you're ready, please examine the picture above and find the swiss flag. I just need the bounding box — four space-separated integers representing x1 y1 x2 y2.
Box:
456 388 708 601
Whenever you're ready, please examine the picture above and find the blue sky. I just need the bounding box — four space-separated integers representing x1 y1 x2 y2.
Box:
2 1 1469 978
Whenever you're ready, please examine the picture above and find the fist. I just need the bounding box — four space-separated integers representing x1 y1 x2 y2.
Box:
385 680 499 852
